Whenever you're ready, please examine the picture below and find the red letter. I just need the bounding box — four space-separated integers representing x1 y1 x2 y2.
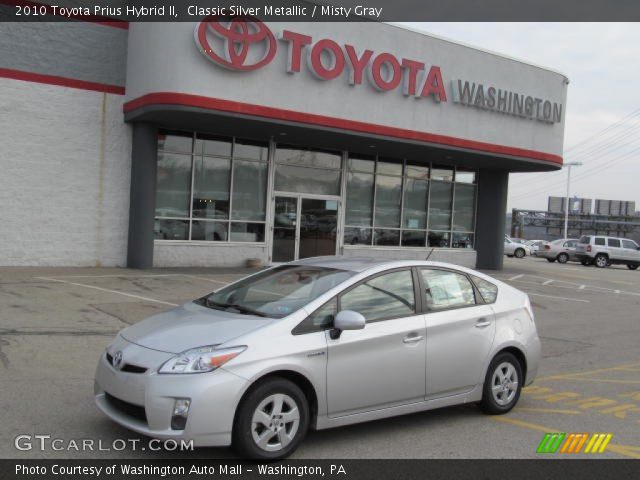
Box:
420 66 447 102
308 39 345 80
401 58 425 96
344 45 373 85
279 30 312 73
368 53 402 91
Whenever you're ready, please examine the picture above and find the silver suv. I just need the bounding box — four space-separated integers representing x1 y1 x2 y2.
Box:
576 235 640 270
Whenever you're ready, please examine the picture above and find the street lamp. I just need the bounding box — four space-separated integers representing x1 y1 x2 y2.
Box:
563 161 583 239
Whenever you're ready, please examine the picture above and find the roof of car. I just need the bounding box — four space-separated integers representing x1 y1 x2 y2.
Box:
288 256 472 273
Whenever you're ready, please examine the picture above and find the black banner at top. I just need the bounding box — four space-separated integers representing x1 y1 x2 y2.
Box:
2 0 640 22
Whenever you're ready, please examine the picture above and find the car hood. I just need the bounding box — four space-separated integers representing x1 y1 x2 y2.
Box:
120 301 274 354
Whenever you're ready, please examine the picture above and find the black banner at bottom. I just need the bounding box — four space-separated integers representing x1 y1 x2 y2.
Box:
3 459 639 480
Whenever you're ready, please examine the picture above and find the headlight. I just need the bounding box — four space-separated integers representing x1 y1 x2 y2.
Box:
158 345 246 374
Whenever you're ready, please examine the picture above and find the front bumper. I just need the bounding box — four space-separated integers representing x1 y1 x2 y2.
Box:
94 338 249 447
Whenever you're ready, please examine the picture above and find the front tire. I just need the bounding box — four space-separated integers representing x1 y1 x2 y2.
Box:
557 253 569 264
232 378 309 460
594 254 609 268
514 248 526 259
627 264 639 270
479 352 523 414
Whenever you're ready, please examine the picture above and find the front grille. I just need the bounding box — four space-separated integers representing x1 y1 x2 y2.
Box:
104 392 147 423
105 352 148 374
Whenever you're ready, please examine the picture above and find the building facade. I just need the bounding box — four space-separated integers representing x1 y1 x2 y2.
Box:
0 18 568 269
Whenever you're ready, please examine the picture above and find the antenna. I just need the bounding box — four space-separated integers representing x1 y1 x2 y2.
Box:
425 248 435 262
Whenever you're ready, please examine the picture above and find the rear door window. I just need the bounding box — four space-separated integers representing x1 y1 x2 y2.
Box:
421 269 477 311
470 275 498 304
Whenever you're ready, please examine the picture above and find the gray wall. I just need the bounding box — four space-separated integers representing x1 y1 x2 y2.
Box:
0 22 127 87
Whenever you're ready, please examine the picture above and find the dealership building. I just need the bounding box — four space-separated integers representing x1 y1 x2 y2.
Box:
0 17 568 270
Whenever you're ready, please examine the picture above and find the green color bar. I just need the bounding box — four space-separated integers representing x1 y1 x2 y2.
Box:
537 433 566 453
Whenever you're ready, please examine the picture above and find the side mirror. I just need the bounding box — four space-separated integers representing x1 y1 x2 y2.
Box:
330 310 366 339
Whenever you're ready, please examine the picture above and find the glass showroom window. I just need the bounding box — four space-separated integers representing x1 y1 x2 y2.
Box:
154 130 268 243
274 145 342 195
344 156 476 248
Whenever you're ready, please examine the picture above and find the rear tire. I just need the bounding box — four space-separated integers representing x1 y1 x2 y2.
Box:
232 378 309 460
627 264 639 270
514 248 526 259
479 352 523 414
594 254 609 268
557 253 569 264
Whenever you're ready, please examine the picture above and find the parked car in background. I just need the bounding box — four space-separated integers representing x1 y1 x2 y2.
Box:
537 238 579 264
526 240 546 256
576 236 640 269
504 236 530 258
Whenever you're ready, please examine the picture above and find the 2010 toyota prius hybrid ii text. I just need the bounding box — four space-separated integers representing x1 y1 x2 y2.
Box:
95 257 541 459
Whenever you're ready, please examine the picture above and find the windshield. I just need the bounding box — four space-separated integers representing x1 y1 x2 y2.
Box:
199 265 355 318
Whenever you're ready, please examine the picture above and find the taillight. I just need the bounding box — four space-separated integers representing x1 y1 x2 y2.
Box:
544 245 551 250
586 245 592 252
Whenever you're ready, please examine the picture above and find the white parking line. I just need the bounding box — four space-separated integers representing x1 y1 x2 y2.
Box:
180 274 234 285
509 274 524 281
526 292 590 303
35 277 179 307
579 285 586 290
40 273 185 279
542 279 554 285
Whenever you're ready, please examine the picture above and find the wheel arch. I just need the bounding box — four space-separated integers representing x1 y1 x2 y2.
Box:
233 369 320 430
489 346 528 385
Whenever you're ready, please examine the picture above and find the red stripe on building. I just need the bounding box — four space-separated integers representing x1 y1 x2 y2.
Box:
4 0 129 29
124 92 563 165
0 68 126 95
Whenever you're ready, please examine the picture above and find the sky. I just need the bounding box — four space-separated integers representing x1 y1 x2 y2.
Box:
402 23 640 213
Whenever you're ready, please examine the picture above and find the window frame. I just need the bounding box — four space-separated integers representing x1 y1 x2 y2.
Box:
343 157 477 250
154 130 269 245
337 267 422 324
293 267 422 335
417 267 486 313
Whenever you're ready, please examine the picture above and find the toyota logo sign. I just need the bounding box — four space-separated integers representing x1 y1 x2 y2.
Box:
112 351 124 369
195 16 277 71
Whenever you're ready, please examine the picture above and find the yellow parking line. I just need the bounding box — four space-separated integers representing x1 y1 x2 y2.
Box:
548 378 640 385
492 417 640 459
516 407 582 415
537 362 640 381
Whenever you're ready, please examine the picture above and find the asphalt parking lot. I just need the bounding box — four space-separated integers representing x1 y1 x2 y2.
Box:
1 257 639 459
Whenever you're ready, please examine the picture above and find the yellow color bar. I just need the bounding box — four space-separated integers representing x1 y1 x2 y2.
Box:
598 434 613 453
585 433 613 453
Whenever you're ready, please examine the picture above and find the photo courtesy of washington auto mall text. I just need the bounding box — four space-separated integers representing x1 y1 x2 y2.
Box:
2 0 640 479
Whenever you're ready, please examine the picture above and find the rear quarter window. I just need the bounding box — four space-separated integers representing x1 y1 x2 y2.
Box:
470 275 498 304
595 237 606 246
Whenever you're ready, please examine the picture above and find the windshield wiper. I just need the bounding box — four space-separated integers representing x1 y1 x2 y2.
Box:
198 298 269 317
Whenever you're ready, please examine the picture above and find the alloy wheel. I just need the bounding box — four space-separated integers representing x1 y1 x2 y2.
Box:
491 362 519 406
595 255 608 268
251 393 300 452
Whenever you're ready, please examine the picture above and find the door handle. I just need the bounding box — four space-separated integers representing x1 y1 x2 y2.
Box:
403 334 424 344
475 318 491 328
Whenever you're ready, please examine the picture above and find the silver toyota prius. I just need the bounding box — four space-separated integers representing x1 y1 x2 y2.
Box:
95 257 540 459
